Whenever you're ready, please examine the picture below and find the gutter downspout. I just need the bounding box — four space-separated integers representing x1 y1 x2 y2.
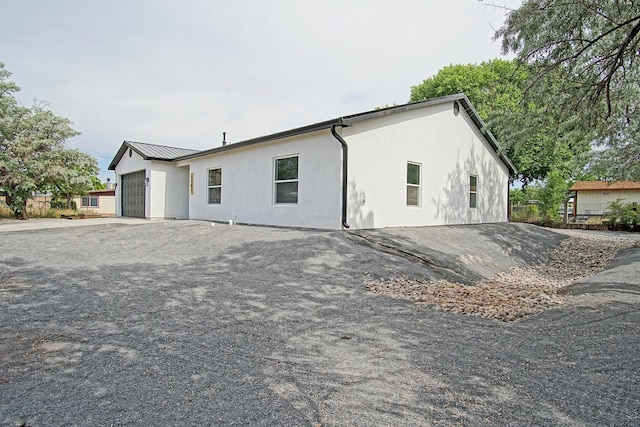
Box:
331 124 350 229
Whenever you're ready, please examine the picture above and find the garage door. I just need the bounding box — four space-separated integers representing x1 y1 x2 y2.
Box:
121 170 146 218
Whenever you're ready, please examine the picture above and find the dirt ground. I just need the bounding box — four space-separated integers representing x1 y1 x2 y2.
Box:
0 220 638 426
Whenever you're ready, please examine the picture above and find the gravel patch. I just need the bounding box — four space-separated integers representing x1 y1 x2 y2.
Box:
365 230 638 321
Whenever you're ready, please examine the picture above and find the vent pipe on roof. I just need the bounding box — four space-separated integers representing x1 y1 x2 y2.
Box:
222 132 227 147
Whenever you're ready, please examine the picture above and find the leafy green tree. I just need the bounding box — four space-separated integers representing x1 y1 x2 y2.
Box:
538 170 568 224
0 62 98 219
410 59 591 185
494 0 640 180
49 148 100 209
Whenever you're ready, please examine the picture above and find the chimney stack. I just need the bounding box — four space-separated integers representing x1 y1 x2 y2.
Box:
106 178 112 189
222 132 227 147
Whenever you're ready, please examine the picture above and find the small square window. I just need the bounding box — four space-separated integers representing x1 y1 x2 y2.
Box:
208 168 222 204
275 156 298 204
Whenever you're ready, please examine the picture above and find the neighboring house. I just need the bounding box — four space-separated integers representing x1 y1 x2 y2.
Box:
569 181 640 216
109 94 516 230
73 189 116 216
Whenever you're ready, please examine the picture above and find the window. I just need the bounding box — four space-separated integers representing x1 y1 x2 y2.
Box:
470 175 478 208
81 196 99 207
208 168 222 204
406 162 421 206
274 156 298 204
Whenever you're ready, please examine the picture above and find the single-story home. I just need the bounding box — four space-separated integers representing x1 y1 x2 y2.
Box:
569 181 640 216
109 94 516 230
73 188 116 216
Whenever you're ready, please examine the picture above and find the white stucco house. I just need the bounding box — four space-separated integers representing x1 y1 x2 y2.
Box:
108 94 516 230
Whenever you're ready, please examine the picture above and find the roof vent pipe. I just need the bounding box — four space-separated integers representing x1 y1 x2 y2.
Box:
222 132 227 147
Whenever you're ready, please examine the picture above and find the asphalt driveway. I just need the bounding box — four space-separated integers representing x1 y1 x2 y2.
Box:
1 220 638 426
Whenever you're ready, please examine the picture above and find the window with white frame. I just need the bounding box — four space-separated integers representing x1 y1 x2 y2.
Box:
406 162 421 206
470 175 478 208
208 168 222 204
81 196 98 207
274 156 298 204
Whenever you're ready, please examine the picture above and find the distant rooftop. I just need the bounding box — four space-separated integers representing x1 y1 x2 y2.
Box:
570 181 640 191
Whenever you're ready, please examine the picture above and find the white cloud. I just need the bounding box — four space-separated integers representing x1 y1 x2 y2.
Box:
0 0 518 179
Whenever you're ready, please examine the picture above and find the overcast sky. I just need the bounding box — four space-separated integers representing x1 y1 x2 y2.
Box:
1 0 517 180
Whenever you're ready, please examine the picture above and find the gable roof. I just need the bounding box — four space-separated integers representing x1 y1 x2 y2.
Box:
109 94 516 174
173 94 516 174
108 141 200 170
570 181 640 191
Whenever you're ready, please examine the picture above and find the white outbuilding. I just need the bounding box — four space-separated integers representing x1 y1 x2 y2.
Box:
109 94 516 229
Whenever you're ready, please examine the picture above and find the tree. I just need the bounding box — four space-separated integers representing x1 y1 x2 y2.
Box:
410 59 592 185
0 62 98 219
48 148 100 209
494 0 640 180
538 170 568 224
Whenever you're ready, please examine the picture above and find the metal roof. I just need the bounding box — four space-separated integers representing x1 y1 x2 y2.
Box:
173 94 516 175
109 94 517 175
108 141 200 170
570 181 640 191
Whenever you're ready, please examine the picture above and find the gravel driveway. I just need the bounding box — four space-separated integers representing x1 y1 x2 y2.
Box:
1 220 638 426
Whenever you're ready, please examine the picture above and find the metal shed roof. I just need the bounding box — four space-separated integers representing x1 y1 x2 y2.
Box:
108 141 200 170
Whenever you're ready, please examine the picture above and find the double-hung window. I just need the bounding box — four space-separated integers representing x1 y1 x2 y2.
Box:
406 162 421 206
274 156 298 204
208 168 222 204
469 175 478 208
81 196 98 207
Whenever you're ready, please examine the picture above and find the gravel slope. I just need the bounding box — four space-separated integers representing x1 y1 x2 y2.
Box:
0 221 638 426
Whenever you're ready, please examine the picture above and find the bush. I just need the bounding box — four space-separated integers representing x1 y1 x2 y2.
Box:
605 198 640 231
51 200 77 210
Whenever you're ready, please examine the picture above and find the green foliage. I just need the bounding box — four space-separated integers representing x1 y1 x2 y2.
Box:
538 170 568 224
494 1 640 180
410 59 591 185
50 199 77 210
90 176 106 190
0 62 98 219
509 188 528 206
605 198 640 231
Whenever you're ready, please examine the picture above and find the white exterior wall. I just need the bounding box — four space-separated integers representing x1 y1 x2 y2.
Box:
343 102 509 229
113 150 190 219
149 161 190 219
577 189 640 215
180 130 342 229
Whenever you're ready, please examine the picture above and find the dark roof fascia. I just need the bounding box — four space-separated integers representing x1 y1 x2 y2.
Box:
457 96 517 175
174 119 342 162
340 93 466 125
122 94 516 175
340 93 516 174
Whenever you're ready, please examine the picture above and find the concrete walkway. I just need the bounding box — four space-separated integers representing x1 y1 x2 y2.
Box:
0 217 152 232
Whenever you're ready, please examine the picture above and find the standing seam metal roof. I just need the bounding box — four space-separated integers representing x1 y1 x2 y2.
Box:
108 141 200 170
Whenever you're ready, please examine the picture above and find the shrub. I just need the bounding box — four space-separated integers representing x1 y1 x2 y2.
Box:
51 200 77 210
605 198 640 231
